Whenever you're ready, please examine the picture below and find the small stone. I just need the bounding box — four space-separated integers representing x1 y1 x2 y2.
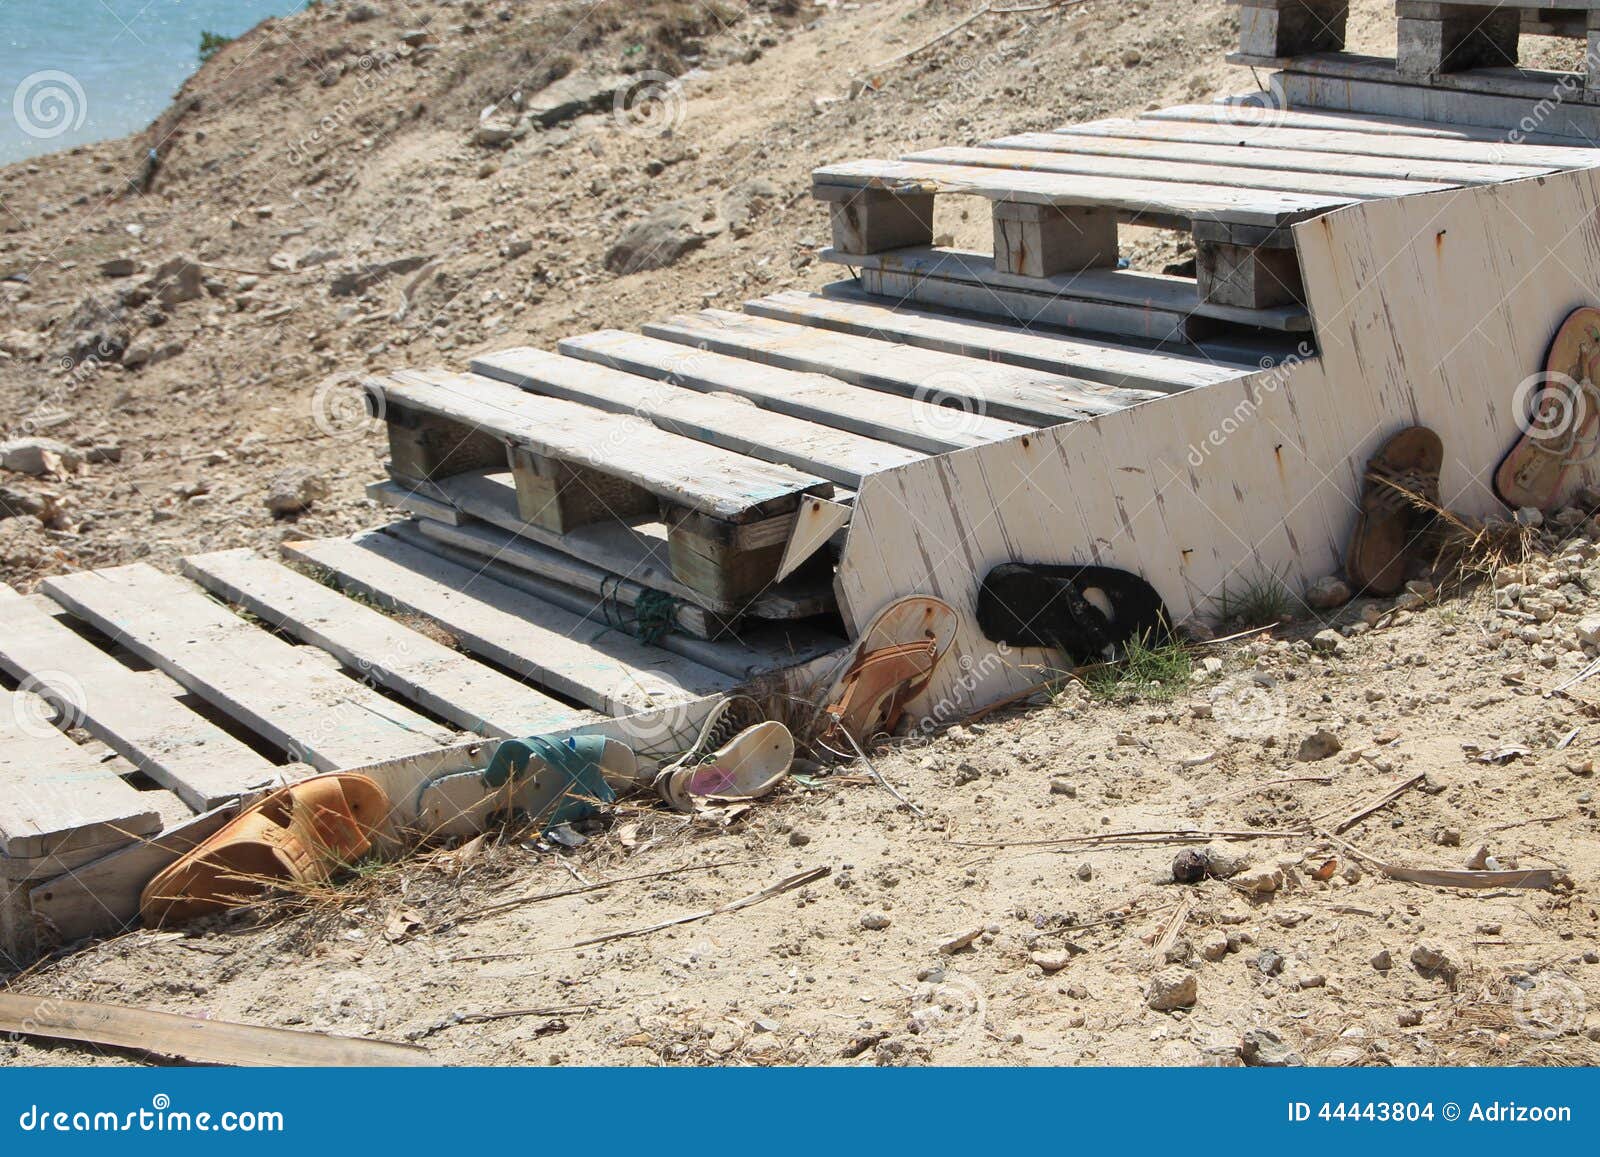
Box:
1476 922 1502 936
1290 968 1326 990
1411 943 1459 986
263 468 329 517
859 913 891 931
1370 948 1393 971
1198 931 1230 962
1171 849 1208 884
1305 575 1351 610
1256 948 1285 976
1031 950 1071 972
1145 968 1197 1011
1433 828 1461 847
938 928 984 955
1075 861 1093 881
788 830 810 847
1296 729 1342 762
1049 778 1077 797
1 437 80 476
1310 629 1342 653
1515 506 1544 527
1239 1027 1304 1066
1577 615 1600 646
1234 867 1283 896
1397 1008 1423 1027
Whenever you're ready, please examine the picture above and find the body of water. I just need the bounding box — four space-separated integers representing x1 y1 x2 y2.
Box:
1 0 303 164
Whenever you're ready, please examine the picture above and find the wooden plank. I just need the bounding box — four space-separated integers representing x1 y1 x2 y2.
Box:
470 347 923 488
1273 69 1600 140
29 803 242 944
379 472 836 620
743 287 1255 392
40 565 456 772
557 329 1028 453
905 143 1455 200
641 309 1162 426
829 245 1315 333
995 123 1555 183
378 368 832 521
391 520 844 680
0 991 429 1067
180 549 593 740
282 533 737 715
812 157 1349 227
0 692 162 865
1140 102 1600 157
0 585 279 811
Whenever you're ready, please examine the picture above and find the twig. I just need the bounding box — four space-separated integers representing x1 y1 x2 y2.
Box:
407 1005 596 1041
450 858 754 926
1322 831 1566 890
1151 896 1194 959
953 827 1308 850
838 727 923 817
1207 774 1333 805
1326 772 1426 834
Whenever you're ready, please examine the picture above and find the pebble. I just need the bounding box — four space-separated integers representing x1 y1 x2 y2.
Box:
1075 861 1093 881
1296 729 1342 761
1370 948 1393 971
1145 968 1197 1011
1030 949 1072 973
1411 943 1459 986
1305 575 1351 610
1233 867 1283 896
1049 778 1077 797
1256 948 1285 976
1239 1027 1304 1066
1310 629 1343 653
1198 931 1230 962
859 913 891 931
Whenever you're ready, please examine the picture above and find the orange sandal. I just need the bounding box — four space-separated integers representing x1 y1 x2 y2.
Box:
140 773 390 927
815 596 958 750
1494 306 1600 510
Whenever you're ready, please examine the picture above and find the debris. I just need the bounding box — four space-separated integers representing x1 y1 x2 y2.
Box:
1232 867 1283 896
655 717 793 813
939 927 984 954
955 827 1308 851
1 437 80 477
558 866 829 952
264 468 329 517
1171 849 1208 884
0 992 426 1067
1296 728 1342 761
1329 772 1426 833
1465 742 1532 764
1239 1027 1303 1066
1145 968 1197 1011
1151 896 1196 961
1411 943 1459 986
1325 831 1565 890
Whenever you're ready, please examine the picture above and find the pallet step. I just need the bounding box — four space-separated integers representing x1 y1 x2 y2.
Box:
40 565 458 772
282 533 739 716
0 586 279 811
744 287 1256 393
181 549 596 739
470 347 924 489
642 309 1161 424
558 329 1028 453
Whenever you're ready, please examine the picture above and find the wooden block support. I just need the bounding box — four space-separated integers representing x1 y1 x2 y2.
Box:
1 877 36 969
815 184 935 255
383 403 507 484
665 505 803 606
507 444 657 535
1396 8 1520 79
992 201 1118 278
1589 11 1600 96
1196 239 1306 310
1235 0 1349 58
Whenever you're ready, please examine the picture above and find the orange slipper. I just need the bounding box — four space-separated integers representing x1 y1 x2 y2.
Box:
140 773 390 927
816 595 958 749
1346 426 1443 596
1494 305 1600 510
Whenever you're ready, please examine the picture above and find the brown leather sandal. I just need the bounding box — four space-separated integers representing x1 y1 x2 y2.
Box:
1346 426 1443 596
141 773 390 927
1494 306 1600 510
815 595 958 750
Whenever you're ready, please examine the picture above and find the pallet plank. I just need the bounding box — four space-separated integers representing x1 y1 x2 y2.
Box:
0 692 162 865
993 124 1554 183
744 287 1254 392
558 329 1028 453
812 157 1348 227
0 585 278 811
470 347 922 488
282 533 737 715
907 143 1455 199
181 549 593 740
377 369 831 521
642 310 1161 425
40 565 456 772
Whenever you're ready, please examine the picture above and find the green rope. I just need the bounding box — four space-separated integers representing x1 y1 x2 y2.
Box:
596 575 677 645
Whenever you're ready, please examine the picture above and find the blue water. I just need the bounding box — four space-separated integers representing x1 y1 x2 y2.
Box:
1 0 303 164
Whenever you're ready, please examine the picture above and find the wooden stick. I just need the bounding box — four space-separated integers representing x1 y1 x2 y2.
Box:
0 992 428 1067
450 858 754 926
1151 896 1194 959
953 827 1308 850
1322 831 1566 890
1327 772 1426 834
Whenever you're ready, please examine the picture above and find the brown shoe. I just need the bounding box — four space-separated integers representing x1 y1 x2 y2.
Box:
1346 426 1443 596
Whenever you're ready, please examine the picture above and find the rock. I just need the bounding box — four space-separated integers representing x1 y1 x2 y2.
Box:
938 928 984 955
1411 943 1459 986
121 332 184 368
1305 575 1350 609
99 256 138 278
473 117 523 147
1 438 80 476
1200 844 1250 878
1198 931 1230 962
263 469 328 517
526 72 626 128
1075 861 1093 881
399 28 432 47
1171 848 1208 884
1397 1008 1423 1027
1049 778 1076 797
1234 867 1283 896
1516 506 1544 527
151 255 203 307
1433 827 1461 847
1577 615 1600 646
859 912 891 931
1030 949 1071 972
1145 968 1197 1011
1370 948 1393 971
328 254 430 297
1290 968 1326 989
345 1 379 20
1256 948 1285 976
1239 1027 1303 1066
1296 728 1342 762
721 177 783 237
604 201 713 275
1310 628 1343 653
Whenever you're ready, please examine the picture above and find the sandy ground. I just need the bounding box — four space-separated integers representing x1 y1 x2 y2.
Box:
2 0 1598 1066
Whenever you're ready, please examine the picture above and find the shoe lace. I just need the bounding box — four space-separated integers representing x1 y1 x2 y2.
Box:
1366 461 1439 516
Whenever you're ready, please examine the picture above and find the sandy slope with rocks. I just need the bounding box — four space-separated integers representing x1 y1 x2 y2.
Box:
2 0 1598 1066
